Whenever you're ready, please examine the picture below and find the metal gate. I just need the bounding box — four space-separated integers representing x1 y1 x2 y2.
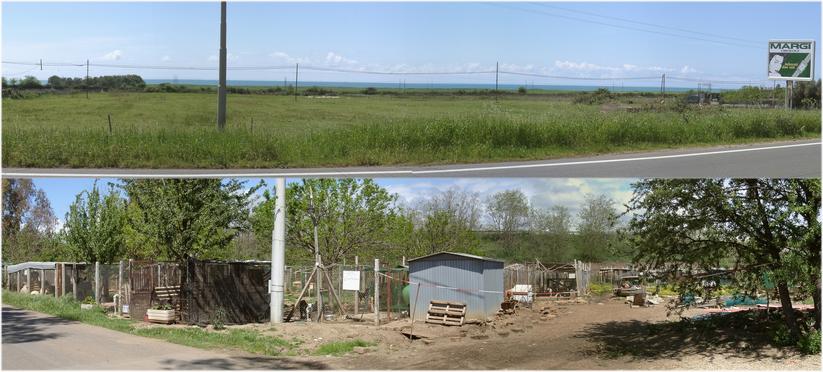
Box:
128 261 156 321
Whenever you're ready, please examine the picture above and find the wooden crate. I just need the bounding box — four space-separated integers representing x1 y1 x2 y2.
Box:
425 300 466 326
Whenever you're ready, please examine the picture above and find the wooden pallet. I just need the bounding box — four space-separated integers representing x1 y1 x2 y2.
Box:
425 300 466 326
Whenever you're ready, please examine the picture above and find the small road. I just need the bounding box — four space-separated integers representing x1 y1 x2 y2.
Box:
0 306 329 370
2 140 820 178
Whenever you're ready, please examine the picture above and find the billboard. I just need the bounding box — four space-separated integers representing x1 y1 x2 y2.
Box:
768 40 815 81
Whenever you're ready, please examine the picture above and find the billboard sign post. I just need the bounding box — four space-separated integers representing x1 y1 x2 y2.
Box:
768 40 815 81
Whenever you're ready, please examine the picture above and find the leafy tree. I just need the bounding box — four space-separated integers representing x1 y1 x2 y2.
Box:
410 187 483 255
18 76 42 89
486 189 530 236
282 179 402 263
120 179 259 262
63 182 127 263
576 194 620 262
624 179 821 341
2 179 57 263
529 205 573 262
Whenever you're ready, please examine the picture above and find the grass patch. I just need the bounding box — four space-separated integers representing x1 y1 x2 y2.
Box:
589 282 614 296
2 290 297 356
3 92 819 168
314 339 374 356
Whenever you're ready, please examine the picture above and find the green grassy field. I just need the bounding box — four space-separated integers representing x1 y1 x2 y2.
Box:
3 92 820 168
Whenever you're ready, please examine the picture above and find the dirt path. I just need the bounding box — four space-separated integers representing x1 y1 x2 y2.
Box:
310 300 820 370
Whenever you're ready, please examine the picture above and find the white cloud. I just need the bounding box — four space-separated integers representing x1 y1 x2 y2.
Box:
325 52 357 65
680 65 698 74
102 49 123 61
161 55 171 62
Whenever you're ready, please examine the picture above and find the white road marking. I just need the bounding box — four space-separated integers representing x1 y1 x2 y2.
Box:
2 142 819 178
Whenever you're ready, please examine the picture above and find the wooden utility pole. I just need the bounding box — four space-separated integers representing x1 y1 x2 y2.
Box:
85 59 90 99
294 63 299 101
217 0 227 130
354 256 359 315
374 259 380 325
495 61 499 93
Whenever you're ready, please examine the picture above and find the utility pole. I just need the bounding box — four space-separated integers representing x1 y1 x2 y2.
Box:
217 0 227 130
308 186 322 321
270 178 286 324
294 63 299 101
39 59 43 70
495 61 499 93
85 59 90 99
660 74 666 102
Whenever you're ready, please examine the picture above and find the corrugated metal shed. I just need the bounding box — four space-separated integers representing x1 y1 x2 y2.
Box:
408 252 504 321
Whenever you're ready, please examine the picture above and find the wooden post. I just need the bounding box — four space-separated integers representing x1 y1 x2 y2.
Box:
26 269 31 293
53 266 58 296
374 259 380 325
17 271 21 292
118 260 124 298
95 262 101 304
354 256 359 315
72 264 77 300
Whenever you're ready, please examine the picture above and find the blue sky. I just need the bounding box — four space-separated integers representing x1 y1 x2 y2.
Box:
32 178 635 230
3 1 821 88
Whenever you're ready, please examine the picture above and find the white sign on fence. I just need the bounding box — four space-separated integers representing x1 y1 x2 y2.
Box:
343 270 361 291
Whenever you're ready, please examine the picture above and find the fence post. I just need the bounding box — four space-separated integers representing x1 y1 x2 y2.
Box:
95 262 101 304
374 258 380 325
25 269 31 293
53 266 58 296
61 263 66 297
354 256 359 316
17 271 21 292
72 264 77 300
118 260 124 298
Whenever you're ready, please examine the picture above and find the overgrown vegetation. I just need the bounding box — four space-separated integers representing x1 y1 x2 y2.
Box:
3 92 819 169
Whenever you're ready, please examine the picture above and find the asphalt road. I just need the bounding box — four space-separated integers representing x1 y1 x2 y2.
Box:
0 306 328 370
2 140 820 178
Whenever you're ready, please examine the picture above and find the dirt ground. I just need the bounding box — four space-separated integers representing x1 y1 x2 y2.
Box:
255 296 822 370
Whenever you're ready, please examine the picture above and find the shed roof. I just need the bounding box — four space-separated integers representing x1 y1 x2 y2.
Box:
6 262 57 273
408 251 504 264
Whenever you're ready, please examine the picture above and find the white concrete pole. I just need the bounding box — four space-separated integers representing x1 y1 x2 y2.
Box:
53 267 58 296
118 261 124 299
271 178 287 324
72 264 77 300
17 271 21 292
25 269 31 292
374 259 380 325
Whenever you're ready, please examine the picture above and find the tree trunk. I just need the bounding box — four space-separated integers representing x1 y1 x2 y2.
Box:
777 280 801 341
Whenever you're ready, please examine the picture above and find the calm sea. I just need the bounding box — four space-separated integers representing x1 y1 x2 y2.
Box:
144 79 700 93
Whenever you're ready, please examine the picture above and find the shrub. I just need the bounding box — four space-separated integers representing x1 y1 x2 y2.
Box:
517 86 527 95
797 330 821 355
210 307 228 330
363 87 378 95
19 76 43 89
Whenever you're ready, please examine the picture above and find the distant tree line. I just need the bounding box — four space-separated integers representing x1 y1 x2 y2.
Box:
2 75 146 91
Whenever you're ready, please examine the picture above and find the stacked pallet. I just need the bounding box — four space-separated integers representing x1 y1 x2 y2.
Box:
425 300 466 326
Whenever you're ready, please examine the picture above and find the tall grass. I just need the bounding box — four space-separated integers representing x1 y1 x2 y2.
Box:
3 93 819 168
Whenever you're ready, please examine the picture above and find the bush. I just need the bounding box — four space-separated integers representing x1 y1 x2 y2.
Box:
363 87 378 95
19 76 43 89
517 86 527 95
210 307 228 330
797 330 821 354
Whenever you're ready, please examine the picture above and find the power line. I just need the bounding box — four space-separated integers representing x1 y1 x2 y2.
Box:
500 70 659 81
488 3 761 50
531 2 761 47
